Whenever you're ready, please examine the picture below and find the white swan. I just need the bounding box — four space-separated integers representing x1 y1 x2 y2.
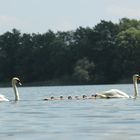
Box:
95 74 140 98
0 77 22 101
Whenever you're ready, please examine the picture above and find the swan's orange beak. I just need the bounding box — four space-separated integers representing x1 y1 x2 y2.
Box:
17 79 22 85
137 76 140 80
19 82 22 85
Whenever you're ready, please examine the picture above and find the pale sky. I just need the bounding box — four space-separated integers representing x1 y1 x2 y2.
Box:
0 0 140 34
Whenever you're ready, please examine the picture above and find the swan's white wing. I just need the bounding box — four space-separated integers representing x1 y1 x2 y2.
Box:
0 94 9 101
96 89 129 98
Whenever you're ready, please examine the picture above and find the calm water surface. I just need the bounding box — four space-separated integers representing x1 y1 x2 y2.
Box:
0 84 140 140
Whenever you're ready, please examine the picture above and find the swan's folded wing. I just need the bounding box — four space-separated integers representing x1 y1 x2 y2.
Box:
96 89 129 98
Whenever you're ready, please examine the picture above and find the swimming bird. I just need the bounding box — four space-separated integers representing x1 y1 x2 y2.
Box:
88 94 96 99
50 96 54 100
82 95 87 99
68 96 72 99
0 77 22 101
95 74 140 98
60 96 63 100
43 98 49 101
75 96 79 100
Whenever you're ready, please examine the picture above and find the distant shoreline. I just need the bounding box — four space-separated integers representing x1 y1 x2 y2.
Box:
0 79 134 87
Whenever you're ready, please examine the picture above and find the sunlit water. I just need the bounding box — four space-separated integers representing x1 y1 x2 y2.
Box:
0 84 140 140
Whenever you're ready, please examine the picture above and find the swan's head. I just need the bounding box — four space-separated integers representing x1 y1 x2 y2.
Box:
12 77 22 85
133 74 140 81
50 96 54 99
68 96 72 99
60 96 63 99
82 95 87 99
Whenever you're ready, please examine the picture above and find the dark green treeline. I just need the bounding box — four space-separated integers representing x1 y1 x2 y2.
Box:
0 18 140 85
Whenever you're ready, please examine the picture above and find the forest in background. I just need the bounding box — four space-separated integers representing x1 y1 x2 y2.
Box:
0 18 140 85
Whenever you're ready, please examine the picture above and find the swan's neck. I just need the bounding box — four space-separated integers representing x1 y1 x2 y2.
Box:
133 79 138 97
12 83 20 101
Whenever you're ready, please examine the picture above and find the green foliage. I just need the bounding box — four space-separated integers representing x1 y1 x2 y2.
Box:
0 18 140 84
115 27 140 77
72 57 95 83
119 18 140 31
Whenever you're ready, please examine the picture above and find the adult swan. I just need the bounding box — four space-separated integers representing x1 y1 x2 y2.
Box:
95 74 140 98
0 77 22 101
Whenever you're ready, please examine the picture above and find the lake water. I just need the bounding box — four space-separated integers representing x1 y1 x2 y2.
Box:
0 84 140 140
